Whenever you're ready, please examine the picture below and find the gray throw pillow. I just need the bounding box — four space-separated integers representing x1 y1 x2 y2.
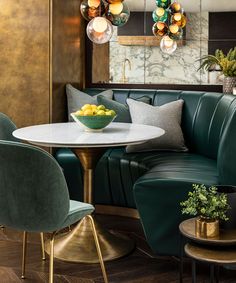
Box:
97 95 151 123
126 99 188 153
66 84 113 121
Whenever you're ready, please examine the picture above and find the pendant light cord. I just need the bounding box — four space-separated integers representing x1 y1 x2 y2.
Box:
144 0 147 36
200 0 203 83
144 0 147 83
99 0 102 17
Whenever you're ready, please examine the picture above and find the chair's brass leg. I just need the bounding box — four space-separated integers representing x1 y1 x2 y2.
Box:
40 233 46 261
86 215 109 283
49 233 55 283
21 231 28 279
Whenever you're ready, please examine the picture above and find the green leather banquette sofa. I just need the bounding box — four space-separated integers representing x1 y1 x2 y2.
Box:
55 89 236 256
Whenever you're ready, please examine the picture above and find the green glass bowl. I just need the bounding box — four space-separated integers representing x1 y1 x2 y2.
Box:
71 113 116 131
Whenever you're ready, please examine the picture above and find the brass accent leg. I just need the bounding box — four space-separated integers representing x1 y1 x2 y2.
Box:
21 231 28 279
84 169 93 203
40 233 46 261
49 233 55 283
86 215 108 283
44 147 135 263
73 147 105 204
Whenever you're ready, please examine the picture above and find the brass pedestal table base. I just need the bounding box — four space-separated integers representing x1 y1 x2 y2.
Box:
45 147 135 263
45 216 135 263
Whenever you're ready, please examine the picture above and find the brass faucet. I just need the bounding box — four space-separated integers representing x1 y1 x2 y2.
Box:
122 58 131 83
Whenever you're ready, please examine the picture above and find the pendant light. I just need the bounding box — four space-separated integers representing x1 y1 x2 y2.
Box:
86 17 113 44
105 2 130 27
80 0 105 21
152 0 187 54
160 35 177 54
81 0 130 44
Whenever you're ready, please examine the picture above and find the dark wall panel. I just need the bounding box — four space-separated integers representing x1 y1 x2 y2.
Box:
52 0 85 123
209 12 236 55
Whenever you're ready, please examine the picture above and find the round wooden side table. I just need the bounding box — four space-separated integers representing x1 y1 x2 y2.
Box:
179 218 236 283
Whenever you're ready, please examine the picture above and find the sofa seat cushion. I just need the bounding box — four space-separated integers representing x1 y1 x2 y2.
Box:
55 148 218 212
140 153 218 184
56 147 158 208
133 154 218 256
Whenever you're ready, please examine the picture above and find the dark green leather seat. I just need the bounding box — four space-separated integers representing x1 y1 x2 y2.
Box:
55 89 236 256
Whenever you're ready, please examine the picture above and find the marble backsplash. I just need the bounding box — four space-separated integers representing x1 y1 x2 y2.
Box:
109 12 216 85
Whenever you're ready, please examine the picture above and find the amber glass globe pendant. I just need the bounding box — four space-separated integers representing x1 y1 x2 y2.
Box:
81 0 130 44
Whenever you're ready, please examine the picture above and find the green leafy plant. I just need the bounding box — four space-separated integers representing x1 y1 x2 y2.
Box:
180 184 230 221
198 47 236 77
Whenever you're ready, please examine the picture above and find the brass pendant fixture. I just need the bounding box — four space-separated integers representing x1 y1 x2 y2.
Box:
81 0 130 44
152 0 187 54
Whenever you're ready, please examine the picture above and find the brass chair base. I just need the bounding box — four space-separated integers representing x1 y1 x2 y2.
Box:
45 216 135 263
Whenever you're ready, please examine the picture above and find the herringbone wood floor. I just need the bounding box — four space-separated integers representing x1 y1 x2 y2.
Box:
0 215 235 283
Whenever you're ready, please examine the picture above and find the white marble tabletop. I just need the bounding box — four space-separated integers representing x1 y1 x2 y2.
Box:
13 122 165 148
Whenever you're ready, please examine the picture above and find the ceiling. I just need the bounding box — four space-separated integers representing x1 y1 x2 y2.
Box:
126 0 236 12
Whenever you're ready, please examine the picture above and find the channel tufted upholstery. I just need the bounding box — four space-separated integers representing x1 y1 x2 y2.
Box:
56 89 236 256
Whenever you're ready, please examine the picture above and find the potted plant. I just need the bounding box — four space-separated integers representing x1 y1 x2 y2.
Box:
198 47 236 94
180 184 230 238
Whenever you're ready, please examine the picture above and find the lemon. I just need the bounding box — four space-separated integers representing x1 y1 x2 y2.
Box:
97 110 106 115
97 105 106 111
106 110 116 116
76 110 84 116
83 109 93 116
91 104 97 110
110 110 116 116
81 104 92 111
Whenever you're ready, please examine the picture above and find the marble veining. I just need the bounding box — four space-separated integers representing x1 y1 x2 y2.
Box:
13 122 165 148
109 12 210 85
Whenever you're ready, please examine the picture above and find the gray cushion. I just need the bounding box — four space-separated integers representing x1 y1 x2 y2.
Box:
97 95 151 123
66 84 113 121
126 99 188 153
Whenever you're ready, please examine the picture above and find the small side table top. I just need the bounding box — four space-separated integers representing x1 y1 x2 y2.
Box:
179 218 236 246
185 243 236 265
179 218 236 283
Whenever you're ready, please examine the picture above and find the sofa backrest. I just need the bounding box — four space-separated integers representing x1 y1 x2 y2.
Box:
217 98 236 185
84 89 236 164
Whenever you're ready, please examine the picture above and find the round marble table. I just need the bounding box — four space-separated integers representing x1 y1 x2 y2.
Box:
13 122 164 263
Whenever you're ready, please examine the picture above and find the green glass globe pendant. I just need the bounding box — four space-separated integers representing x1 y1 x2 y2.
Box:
152 7 168 22
155 0 171 9
152 0 186 54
